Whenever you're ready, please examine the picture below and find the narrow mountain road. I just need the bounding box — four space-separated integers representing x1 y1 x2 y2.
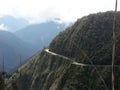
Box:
45 49 70 60
45 49 120 67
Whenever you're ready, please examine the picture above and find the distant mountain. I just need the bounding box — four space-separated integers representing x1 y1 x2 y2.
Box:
0 15 29 32
0 31 36 72
15 22 66 51
5 11 120 90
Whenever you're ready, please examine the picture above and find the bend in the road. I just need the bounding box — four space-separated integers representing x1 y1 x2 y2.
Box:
45 49 120 67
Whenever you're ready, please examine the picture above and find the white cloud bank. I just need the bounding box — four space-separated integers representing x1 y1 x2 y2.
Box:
0 0 119 24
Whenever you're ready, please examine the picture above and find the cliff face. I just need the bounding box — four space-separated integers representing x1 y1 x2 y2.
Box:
5 11 120 90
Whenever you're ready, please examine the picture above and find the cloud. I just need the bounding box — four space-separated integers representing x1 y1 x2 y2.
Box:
0 0 119 24
0 24 8 31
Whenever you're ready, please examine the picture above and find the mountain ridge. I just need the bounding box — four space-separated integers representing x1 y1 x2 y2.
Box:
0 30 36 72
5 11 120 90
15 21 66 51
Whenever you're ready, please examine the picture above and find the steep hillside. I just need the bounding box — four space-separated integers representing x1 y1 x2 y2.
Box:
5 11 120 90
6 50 72 90
6 49 120 90
50 11 120 65
0 31 35 72
15 22 65 51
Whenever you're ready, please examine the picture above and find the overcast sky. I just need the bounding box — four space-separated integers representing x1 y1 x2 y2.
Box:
0 0 119 24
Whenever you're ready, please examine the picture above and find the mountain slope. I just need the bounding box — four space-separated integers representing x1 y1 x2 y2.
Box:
15 22 65 51
6 11 120 90
0 31 35 72
49 11 120 65
6 49 120 90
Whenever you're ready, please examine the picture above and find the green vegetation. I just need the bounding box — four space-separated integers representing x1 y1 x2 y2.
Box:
5 11 120 90
6 50 120 90
50 11 120 65
6 51 73 90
